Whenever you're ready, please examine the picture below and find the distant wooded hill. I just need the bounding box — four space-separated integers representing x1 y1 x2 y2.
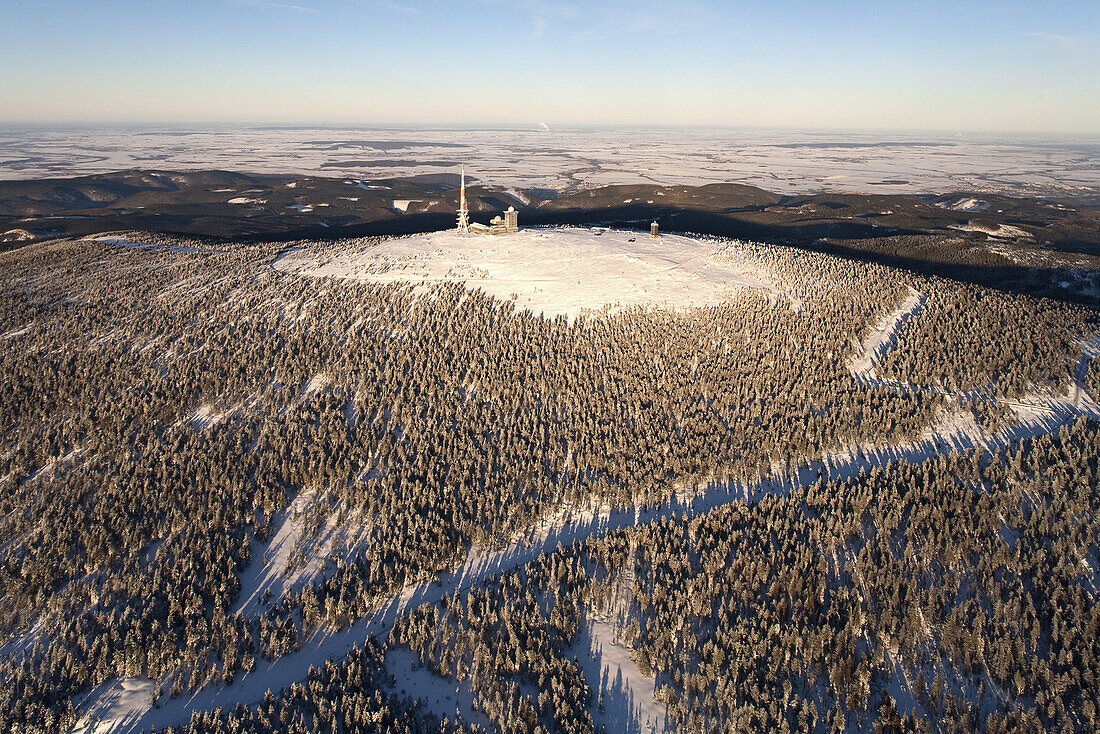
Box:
2 170 1098 304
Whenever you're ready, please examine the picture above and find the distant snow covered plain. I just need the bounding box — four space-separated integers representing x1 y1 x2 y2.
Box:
2 125 1097 197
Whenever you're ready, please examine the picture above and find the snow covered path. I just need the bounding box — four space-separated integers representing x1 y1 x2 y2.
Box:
849 289 1099 417
231 490 316 619
849 287 925 381
573 618 671 733
74 287 1100 734
78 380 1099 734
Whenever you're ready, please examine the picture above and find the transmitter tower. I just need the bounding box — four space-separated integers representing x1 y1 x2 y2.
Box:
457 165 470 234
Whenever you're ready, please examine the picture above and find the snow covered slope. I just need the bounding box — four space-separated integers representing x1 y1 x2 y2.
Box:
273 227 784 320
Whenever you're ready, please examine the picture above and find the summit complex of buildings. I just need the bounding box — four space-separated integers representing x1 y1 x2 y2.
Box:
456 165 518 235
456 164 660 238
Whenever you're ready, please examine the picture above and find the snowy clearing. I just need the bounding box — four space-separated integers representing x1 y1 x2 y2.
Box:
71 678 157 734
233 489 317 618
227 197 266 205
302 371 330 396
936 197 991 212
233 485 374 619
89 236 207 255
274 228 786 320
1 228 36 242
384 649 490 729
503 188 533 206
190 404 228 432
850 288 925 381
573 618 672 733
949 221 1031 239
2 323 33 339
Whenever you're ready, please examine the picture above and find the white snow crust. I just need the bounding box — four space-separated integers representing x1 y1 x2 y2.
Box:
936 197 991 212
71 678 157 734
950 221 1031 239
573 618 671 732
274 228 784 320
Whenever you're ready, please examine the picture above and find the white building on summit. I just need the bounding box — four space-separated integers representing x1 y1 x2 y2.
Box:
469 206 519 235
457 165 520 235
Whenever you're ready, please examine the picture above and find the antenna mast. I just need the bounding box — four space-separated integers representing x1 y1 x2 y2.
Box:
457 164 470 233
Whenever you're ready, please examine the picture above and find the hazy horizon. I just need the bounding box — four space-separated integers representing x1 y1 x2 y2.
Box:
3 0 1098 135
2 121 1099 140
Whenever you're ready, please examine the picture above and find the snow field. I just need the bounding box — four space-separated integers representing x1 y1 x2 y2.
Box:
71 679 158 734
6 127 1099 198
949 221 1031 239
572 617 672 733
383 649 491 730
274 227 787 321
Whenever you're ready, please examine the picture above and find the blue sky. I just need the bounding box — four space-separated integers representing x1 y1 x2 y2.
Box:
2 0 1097 133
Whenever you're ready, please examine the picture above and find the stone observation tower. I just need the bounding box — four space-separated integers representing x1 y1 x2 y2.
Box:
650 221 660 238
457 164 470 234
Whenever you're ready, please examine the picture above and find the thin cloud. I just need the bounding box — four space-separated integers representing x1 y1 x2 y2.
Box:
1023 32 1079 51
476 0 579 38
234 0 421 17
478 0 708 41
369 0 422 14
235 0 321 12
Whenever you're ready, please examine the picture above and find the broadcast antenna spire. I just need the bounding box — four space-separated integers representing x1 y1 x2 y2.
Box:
457 164 470 234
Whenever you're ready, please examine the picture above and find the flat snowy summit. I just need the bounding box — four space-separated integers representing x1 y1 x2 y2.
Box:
275 227 781 319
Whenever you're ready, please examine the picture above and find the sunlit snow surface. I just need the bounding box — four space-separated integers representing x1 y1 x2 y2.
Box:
274 227 784 320
71 679 157 734
573 618 672 733
2 126 1098 197
383 649 492 730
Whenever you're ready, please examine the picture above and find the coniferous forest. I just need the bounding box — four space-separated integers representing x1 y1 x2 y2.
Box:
1 230 1097 733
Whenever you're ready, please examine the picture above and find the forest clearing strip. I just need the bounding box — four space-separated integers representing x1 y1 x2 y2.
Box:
79 385 1099 734
74 292 1100 734
852 291 1098 417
